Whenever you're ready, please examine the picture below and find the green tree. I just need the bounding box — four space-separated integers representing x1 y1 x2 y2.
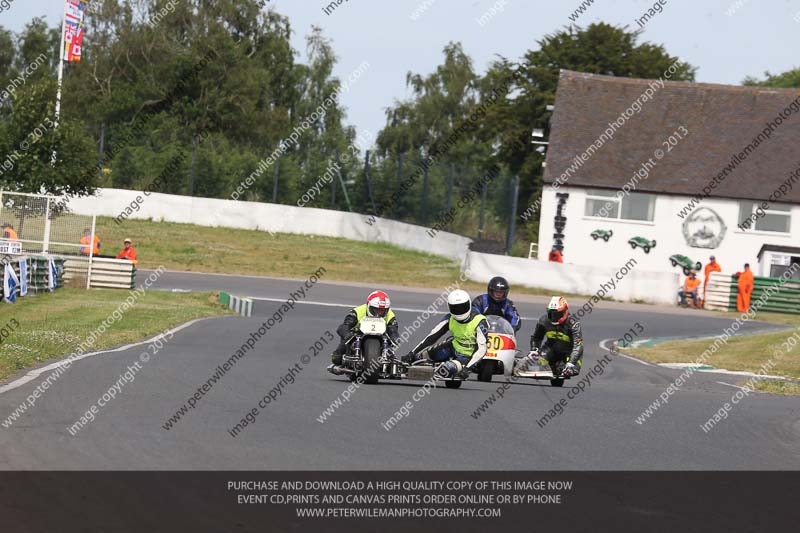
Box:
481 23 696 245
0 78 96 196
744 68 800 88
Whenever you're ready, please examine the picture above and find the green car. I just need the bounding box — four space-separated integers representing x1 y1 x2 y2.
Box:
628 236 656 254
669 254 703 276
590 229 613 242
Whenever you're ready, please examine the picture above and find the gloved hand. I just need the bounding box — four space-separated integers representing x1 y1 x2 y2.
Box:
457 366 471 379
401 351 417 364
562 363 579 378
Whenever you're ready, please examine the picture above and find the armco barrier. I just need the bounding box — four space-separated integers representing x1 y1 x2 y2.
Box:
220 292 253 317
65 188 472 264
463 250 679 305
703 271 733 312
63 256 136 289
705 271 800 314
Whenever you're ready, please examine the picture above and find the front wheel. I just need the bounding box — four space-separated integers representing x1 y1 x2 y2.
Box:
683 267 690 276
630 242 636 249
478 361 494 382
643 246 650 254
695 262 702 271
361 337 382 385
603 235 610 242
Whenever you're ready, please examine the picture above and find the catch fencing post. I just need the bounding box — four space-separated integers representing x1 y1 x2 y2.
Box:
446 163 454 212
189 132 197 196
393 152 404 218
86 215 97 289
364 150 377 214
420 163 429 225
330 156 337 208
43 198 51 254
506 175 519 256
335 149 353 212
478 175 487 237
272 155 280 203
97 123 105 180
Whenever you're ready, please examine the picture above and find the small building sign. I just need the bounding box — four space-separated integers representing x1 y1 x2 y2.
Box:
0 240 22 254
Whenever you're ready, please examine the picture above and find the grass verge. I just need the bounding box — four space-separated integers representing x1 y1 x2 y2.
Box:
0 288 230 382
621 311 800 392
96 216 587 298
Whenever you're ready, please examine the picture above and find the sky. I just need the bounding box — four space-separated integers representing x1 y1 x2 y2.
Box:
2 0 799 141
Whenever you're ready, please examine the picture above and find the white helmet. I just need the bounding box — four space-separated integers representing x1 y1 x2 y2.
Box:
448 289 472 322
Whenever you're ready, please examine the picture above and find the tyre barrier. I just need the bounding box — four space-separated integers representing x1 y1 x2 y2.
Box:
219 292 253 317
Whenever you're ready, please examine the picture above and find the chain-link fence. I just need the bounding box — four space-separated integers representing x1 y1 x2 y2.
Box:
0 191 96 257
1 191 99 289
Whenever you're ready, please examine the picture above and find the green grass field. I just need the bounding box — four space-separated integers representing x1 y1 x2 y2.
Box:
622 311 800 394
94 216 584 298
0 289 230 382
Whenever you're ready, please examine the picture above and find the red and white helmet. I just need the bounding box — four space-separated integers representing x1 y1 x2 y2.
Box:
366 290 391 318
547 296 569 325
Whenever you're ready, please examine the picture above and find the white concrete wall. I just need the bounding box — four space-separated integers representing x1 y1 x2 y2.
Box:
464 250 680 304
537 185 800 277
66 188 472 263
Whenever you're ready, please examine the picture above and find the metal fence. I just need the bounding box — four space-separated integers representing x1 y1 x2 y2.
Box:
1 190 98 288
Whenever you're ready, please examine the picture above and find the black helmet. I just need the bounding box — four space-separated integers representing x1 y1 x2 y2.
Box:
487 276 509 303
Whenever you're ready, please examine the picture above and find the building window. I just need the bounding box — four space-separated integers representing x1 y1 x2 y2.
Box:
584 189 655 222
738 202 791 233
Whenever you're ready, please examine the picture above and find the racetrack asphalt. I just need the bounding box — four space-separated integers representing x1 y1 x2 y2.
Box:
1 270 798 470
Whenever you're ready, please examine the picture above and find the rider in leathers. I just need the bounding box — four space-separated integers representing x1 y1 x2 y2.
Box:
471 276 522 332
328 290 399 374
525 296 584 378
402 290 488 378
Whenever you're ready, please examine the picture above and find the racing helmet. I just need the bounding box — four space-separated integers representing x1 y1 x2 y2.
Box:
547 296 569 325
366 290 391 318
448 290 472 322
487 276 510 303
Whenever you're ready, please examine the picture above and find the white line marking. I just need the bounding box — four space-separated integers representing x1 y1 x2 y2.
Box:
715 381 758 393
598 338 654 366
0 317 216 396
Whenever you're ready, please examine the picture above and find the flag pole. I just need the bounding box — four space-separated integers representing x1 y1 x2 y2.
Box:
54 0 67 129
51 0 68 165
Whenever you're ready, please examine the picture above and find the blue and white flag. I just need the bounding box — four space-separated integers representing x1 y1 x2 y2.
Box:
47 257 57 291
18 258 27 297
4 263 19 303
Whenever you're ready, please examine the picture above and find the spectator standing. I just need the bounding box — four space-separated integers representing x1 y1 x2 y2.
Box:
2 223 19 241
678 271 701 307
79 228 101 255
115 238 138 264
702 255 722 306
548 246 563 263
736 263 755 312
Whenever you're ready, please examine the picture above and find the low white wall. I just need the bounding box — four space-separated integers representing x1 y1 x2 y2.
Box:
464 250 680 304
66 189 472 263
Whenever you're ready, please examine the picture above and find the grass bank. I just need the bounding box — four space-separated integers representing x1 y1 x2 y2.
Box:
621 311 800 394
0 289 230 382
95 217 586 298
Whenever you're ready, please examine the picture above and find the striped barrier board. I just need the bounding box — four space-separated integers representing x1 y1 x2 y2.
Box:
219 291 253 317
704 271 800 315
63 256 136 289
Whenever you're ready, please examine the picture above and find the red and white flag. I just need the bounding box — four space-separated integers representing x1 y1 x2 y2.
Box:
62 1 88 62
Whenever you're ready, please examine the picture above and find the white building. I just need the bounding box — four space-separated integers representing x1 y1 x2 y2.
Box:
538 70 800 280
